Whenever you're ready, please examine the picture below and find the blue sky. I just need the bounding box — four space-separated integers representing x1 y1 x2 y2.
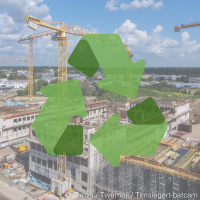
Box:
0 0 200 67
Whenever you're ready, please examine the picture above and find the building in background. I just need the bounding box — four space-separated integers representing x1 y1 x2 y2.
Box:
188 77 200 83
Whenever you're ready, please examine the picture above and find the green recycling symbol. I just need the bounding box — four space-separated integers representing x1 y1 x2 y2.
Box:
32 34 167 167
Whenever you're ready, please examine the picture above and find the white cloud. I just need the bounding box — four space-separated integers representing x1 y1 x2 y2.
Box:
0 0 82 66
115 20 200 66
181 32 190 42
153 25 163 33
105 0 119 11
105 0 163 11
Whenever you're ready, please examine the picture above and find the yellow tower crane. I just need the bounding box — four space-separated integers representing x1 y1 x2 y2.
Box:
174 21 200 32
124 43 134 104
23 15 97 197
18 30 59 99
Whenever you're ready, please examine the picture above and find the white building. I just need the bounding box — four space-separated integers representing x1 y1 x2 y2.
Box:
188 77 200 83
3 80 28 89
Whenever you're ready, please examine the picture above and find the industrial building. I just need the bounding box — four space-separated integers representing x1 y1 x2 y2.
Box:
168 82 200 88
188 77 200 83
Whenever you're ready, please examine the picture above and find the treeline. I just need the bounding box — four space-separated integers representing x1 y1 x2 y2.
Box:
144 67 200 77
0 70 7 78
140 82 181 93
17 80 48 96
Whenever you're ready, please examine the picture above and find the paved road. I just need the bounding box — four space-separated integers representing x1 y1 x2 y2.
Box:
0 180 35 200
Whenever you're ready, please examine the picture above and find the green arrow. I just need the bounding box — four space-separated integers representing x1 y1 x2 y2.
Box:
89 98 168 167
68 34 145 99
32 79 87 155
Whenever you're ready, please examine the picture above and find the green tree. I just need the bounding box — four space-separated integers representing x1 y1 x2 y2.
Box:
148 76 153 82
50 78 58 84
8 72 18 80
37 79 48 92
81 80 93 96
17 90 26 96
0 71 7 78
141 78 149 82
158 77 165 81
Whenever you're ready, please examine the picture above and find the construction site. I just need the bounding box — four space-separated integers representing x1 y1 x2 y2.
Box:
1 14 200 200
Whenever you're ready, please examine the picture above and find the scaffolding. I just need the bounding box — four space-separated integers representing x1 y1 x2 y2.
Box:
90 151 200 200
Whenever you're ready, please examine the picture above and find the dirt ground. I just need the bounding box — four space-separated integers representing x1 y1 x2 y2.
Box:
14 96 48 101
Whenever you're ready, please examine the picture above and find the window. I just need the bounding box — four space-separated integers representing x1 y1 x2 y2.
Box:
48 160 53 169
81 158 88 167
74 156 80 165
35 115 38 118
18 127 21 131
27 116 30 121
37 144 41 152
31 116 34 120
82 186 87 191
42 146 47 154
13 119 17 123
32 130 36 137
71 185 74 190
71 168 76 181
18 118 22 122
23 126 26 130
31 142 36 150
23 117 26 121
37 158 41 165
67 156 73 162
81 172 88 183
31 156 35 162
14 128 17 132
54 162 57 170
85 135 87 140
42 160 47 167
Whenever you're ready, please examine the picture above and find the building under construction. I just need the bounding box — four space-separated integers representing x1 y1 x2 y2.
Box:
26 97 200 199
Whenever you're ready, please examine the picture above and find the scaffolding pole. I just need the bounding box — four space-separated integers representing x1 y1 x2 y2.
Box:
137 165 144 200
173 176 180 200
150 169 157 200
158 172 166 200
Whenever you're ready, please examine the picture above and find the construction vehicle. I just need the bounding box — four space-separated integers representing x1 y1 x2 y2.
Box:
1 163 9 170
191 119 198 124
16 145 29 153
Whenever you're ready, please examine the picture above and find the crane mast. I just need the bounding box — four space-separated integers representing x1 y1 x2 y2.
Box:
23 15 97 198
125 43 134 104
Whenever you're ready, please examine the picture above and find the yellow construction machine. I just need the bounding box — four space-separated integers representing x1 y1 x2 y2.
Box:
16 145 29 153
191 119 198 124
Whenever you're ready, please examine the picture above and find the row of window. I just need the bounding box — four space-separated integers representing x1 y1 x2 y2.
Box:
67 156 88 167
31 155 57 170
14 125 29 132
13 115 37 123
31 155 88 185
30 142 88 167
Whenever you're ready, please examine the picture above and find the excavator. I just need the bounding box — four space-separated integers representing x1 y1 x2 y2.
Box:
191 119 198 124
